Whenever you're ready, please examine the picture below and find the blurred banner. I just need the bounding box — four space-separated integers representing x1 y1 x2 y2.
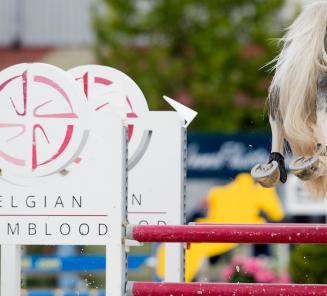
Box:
187 133 270 179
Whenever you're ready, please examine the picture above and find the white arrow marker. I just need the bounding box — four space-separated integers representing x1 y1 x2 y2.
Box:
163 95 197 128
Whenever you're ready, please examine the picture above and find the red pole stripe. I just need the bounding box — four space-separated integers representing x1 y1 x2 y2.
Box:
128 282 327 296
129 224 327 243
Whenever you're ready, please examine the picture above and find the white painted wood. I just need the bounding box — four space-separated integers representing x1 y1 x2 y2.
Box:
1 245 21 296
164 128 186 283
128 112 186 282
69 66 188 282
0 64 127 247
165 244 184 282
104 113 128 296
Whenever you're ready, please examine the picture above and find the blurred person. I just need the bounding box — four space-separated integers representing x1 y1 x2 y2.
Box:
156 173 284 281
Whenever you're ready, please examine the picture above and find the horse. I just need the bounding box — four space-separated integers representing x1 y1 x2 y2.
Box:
251 1 327 198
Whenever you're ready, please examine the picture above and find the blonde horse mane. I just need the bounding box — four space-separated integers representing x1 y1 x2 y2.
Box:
270 1 327 197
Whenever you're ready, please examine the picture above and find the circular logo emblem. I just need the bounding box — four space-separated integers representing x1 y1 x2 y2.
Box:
68 65 148 158
0 63 88 182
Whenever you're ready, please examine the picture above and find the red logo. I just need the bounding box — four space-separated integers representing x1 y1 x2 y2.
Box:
0 64 87 180
75 72 138 141
69 65 149 159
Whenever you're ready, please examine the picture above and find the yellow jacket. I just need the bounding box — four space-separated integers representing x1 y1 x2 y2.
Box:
156 173 284 281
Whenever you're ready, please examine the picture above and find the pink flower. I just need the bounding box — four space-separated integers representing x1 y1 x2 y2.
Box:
278 272 291 283
231 256 247 266
223 265 235 281
223 256 290 284
243 257 261 275
254 268 276 283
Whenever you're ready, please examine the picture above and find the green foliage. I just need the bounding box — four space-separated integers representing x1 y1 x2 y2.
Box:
230 272 256 283
94 0 288 131
290 244 327 284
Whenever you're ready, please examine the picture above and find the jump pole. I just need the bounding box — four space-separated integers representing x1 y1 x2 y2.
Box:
126 282 327 296
126 223 327 243
122 223 327 295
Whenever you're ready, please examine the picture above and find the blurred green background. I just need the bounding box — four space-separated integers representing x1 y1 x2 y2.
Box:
94 0 290 132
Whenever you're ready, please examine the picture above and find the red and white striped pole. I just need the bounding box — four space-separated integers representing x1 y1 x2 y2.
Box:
126 223 327 243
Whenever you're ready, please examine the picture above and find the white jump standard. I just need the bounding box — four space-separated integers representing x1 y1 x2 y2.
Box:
0 62 197 295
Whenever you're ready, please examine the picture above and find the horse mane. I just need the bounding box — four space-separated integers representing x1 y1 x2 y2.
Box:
269 1 327 197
